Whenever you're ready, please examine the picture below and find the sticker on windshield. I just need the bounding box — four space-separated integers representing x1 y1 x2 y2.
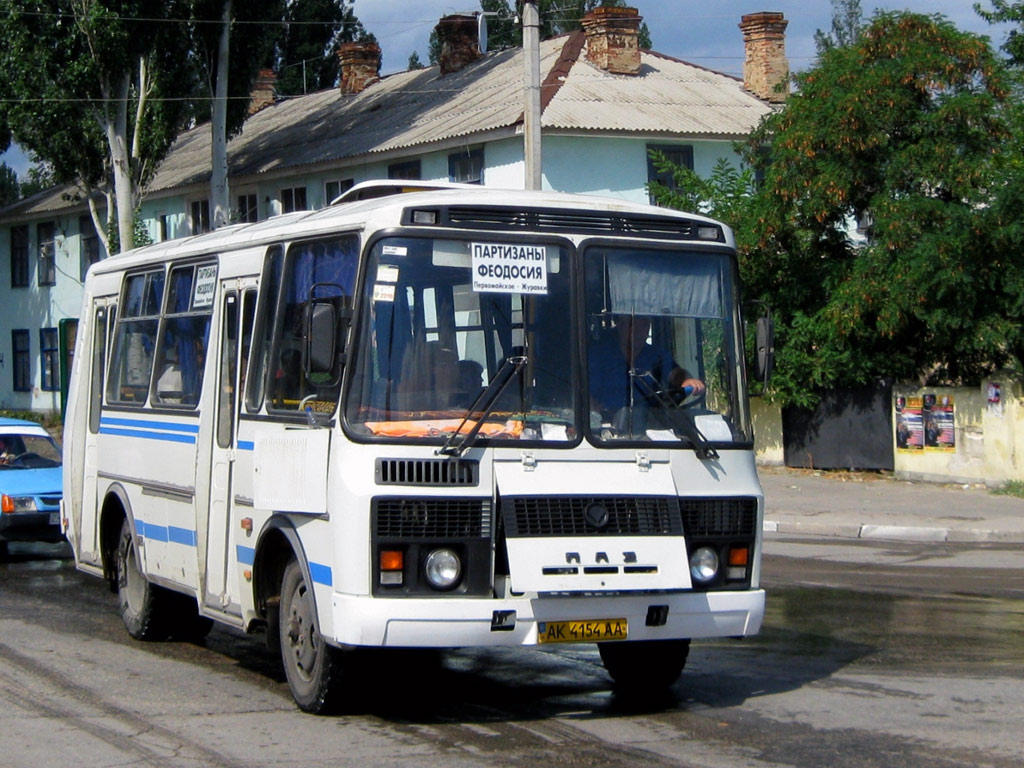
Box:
382 245 407 256
373 283 396 302
376 264 399 282
471 243 548 295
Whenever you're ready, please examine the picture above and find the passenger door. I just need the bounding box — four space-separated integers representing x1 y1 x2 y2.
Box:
204 283 256 616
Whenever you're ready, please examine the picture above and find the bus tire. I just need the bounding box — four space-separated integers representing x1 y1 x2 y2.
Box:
279 558 341 714
598 638 690 692
116 517 171 641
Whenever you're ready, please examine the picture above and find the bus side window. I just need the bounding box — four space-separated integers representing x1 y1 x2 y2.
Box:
107 271 164 405
152 263 216 407
88 306 107 434
246 246 284 413
217 293 238 448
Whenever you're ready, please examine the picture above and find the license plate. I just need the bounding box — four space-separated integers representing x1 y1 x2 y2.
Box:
537 618 627 644
49 512 59 526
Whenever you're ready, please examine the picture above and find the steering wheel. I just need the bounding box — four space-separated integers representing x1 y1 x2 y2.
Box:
654 385 699 408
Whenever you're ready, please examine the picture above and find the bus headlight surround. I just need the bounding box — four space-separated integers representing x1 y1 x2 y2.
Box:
424 548 462 590
689 546 720 585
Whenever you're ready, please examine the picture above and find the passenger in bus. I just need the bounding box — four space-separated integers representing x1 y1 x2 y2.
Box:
589 314 704 417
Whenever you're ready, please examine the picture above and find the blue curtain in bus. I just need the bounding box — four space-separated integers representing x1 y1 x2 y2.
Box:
169 268 207 404
287 238 358 302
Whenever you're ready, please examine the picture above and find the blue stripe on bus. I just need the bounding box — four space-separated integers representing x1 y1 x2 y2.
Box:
237 440 255 451
309 562 333 586
99 427 197 444
101 417 200 433
135 520 197 547
237 545 255 565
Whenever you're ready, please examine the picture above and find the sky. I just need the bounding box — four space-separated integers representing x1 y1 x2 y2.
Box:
1 1 1015 177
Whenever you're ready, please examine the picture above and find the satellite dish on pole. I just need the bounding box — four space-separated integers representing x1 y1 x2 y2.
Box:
478 12 488 54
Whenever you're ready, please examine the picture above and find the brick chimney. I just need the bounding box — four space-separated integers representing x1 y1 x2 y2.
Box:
338 41 381 95
437 14 483 75
739 12 789 103
248 68 276 115
581 6 642 76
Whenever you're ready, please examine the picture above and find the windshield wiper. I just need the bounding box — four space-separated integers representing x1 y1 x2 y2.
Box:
437 355 527 458
631 371 719 460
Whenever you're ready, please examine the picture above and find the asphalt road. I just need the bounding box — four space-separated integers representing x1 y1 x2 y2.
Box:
1 536 1022 768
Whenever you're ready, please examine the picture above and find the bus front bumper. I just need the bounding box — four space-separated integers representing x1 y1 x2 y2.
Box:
330 589 764 648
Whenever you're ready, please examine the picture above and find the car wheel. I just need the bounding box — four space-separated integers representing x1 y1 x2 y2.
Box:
116 517 170 640
279 558 341 713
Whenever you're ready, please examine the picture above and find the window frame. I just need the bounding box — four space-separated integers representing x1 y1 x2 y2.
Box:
12 329 31 392
448 148 484 184
646 144 694 204
190 199 211 235
39 327 59 391
38 221 56 286
280 186 307 214
387 159 421 180
10 225 29 288
79 215 102 281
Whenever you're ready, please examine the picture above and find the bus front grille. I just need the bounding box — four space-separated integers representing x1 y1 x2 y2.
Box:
374 498 490 539
679 497 758 537
375 458 478 486
503 496 683 537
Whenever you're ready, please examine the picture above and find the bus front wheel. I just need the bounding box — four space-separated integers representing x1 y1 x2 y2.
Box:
279 559 341 713
598 638 691 692
116 518 170 641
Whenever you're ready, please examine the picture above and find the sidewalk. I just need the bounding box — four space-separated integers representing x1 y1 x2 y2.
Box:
758 465 1024 543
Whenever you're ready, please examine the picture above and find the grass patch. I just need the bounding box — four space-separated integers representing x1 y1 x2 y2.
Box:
992 480 1024 499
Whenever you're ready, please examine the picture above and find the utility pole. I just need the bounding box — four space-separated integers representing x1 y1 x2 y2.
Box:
522 0 542 190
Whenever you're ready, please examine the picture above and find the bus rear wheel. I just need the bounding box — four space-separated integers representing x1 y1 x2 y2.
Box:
116 518 171 640
279 559 342 714
598 638 691 692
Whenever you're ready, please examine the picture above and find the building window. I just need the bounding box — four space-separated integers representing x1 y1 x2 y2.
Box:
646 144 694 204
10 225 28 288
80 215 102 281
449 148 483 184
40 328 59 391
236 193 258 222
38 221 56 286
388 160 421 180
280 186 307 214
324 178 354 206
159 214 169 242
12 330 30 392
190 199 211 235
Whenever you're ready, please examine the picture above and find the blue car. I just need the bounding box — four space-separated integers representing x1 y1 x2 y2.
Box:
0 417 64 558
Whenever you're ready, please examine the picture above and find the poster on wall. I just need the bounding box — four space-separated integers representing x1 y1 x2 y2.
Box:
894 394 924 451
923 393 955 451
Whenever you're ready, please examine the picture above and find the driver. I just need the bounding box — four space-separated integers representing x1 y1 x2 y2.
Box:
589 314 704 416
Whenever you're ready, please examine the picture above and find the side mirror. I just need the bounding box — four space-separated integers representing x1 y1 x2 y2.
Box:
305 301 337 375
754 314 774 383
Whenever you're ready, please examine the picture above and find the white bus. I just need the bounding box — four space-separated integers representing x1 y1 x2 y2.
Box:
63 182 770 712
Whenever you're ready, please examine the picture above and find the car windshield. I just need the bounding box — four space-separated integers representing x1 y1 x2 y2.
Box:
0 432 62 469
584 245 752 446
345 236 576 444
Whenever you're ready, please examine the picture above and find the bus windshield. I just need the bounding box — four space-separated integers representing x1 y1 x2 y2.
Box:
346 236 577 443
584 245 751 446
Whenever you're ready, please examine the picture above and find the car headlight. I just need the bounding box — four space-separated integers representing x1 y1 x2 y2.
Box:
689 546 720 584
424 548 462 589
1 494 38 513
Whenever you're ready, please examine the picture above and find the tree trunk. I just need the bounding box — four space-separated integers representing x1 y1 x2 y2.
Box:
210 1 231 230
106 73 136 253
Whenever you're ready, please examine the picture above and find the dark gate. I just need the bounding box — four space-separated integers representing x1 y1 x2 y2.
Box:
782 380 894 471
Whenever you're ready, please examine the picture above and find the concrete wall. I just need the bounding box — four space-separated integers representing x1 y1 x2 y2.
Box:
753 378 1024 487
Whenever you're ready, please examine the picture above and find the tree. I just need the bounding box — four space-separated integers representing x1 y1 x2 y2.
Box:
274 0 372 97
814 0 863 54
651 12 1019 407
0 1 195 253
975 1 1024 65
0 163 19 206
407 50 424 70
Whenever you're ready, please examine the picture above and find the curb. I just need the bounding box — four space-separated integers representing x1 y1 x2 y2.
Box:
764 519 1024 544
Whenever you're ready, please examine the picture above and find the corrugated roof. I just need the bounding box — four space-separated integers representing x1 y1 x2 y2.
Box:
3 34 772 218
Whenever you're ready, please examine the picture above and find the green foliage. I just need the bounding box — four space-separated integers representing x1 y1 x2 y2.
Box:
992 479 1024 497
273 0 373 97
975 1 1024 66
0 163 18 206
653 11 1021 408
407 51 424 70
648 153 755 229
19 163 56 198
815 0 863 54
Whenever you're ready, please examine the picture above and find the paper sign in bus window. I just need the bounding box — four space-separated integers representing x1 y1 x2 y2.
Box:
192 264 218 309
471 242 548 295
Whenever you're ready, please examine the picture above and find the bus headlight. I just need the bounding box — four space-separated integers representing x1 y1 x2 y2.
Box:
689 546 719 585
424 548 462 590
